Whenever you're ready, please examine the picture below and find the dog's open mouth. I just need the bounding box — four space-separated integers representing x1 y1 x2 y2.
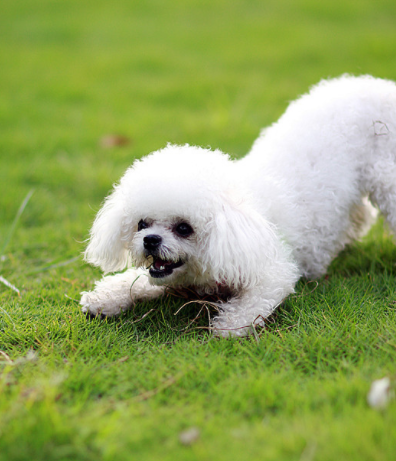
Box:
149 257 184 278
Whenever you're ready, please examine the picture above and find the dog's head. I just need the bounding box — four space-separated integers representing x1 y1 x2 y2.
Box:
84 144 280 289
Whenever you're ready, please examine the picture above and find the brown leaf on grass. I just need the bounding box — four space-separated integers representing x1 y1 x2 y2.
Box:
99 134 131 148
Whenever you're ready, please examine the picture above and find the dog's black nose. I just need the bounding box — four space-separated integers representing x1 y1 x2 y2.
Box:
143 234 162 251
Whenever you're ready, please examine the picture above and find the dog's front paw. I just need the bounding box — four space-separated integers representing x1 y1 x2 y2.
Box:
80 290 124 317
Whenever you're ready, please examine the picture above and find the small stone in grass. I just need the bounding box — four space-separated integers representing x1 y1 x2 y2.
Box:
367 377 392 409
179 427 200 445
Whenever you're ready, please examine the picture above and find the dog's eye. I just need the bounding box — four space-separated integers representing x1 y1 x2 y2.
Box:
174 222 193 238
138 220 150 231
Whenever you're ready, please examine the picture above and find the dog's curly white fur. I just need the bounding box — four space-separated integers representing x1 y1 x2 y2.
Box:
81 75 396 337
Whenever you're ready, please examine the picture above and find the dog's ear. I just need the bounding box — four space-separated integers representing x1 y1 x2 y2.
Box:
84 186 130 273
201 201 285 288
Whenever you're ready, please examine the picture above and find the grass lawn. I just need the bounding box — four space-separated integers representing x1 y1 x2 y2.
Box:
1 0 396 459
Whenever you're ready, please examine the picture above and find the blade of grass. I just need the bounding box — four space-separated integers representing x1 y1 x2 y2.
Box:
0 190 34 294
0 276 20 296
0 189 34 259
27 256 80 274
0 305 16 328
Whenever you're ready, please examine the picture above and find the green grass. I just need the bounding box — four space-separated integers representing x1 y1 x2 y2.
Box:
1 0 396 459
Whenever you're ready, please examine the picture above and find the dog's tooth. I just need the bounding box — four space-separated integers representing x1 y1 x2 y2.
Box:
160 266 165 270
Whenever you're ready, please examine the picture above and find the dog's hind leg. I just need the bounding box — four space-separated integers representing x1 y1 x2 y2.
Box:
366 160 396 235
346 197 378 242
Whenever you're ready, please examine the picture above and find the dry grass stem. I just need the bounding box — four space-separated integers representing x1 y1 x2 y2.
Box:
0 276 20 295
0 350 13 363
133 371 185 402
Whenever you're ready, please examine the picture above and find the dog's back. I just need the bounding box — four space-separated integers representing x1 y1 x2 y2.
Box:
239 75 396 277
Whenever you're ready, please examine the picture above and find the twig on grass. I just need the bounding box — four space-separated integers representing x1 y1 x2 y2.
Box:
174 299 219 316
290 280 319 299
171 300 215 336
127 308 158 325
133 371 185 402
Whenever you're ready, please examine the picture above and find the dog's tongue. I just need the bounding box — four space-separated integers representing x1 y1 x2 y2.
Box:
154 259 171 269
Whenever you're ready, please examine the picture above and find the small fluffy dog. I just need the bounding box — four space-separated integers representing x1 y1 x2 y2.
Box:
81 75 396 337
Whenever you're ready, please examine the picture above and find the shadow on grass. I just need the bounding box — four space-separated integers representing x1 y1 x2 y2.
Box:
85 290 218 342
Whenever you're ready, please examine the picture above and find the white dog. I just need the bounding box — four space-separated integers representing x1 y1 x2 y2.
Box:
81 75 396 337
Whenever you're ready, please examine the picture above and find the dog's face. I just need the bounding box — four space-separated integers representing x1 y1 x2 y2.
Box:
84 144 279 290
130 216 202 286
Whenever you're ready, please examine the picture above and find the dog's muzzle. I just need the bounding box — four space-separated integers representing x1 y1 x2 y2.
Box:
143 234 184 278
